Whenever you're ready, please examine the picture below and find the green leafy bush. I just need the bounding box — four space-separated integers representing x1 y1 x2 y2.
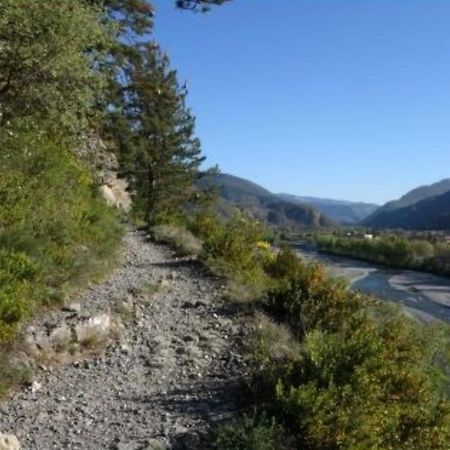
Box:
267 248 364 334
213 414 281 450
273 318 450 449
0 251 40 341
0 125 122 342
239 247 450 450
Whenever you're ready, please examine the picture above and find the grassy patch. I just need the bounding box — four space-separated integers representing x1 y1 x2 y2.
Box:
150 224 203 256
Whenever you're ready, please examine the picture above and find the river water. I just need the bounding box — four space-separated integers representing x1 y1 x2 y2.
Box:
294 245 450 323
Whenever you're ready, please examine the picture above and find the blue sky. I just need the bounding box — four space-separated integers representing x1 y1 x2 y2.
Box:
151 0 450 204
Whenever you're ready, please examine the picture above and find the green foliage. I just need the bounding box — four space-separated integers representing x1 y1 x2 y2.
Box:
316 233 450 276
274 318 450 449
213 414 280 450
0 124 122 342
242 247 450 449
0 0 110 133
200 211 267 273
177 0 231 12
267 248 364 334
0 250 39 341
109 43 205 224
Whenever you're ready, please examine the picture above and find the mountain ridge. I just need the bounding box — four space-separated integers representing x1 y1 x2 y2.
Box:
200 173 335 228
364 178 450 229
278 193 379 225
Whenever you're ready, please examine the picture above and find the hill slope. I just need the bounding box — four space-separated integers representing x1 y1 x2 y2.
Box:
278 193 379 225
364 179 450 229
201 174 335 228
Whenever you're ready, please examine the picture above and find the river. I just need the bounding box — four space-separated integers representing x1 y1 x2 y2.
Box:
293 245 450 323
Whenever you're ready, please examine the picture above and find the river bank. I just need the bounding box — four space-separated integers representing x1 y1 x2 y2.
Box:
293 244 450 322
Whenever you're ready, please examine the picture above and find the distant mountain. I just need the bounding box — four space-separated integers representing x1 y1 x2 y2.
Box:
364 179 450 230
278 194 379 225
200 174 335 229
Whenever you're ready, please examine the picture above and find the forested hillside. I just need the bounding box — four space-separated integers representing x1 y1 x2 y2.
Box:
200 173 335 228
364 179 450 229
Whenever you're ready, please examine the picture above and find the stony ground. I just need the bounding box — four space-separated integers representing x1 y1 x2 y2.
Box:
0 230 249 450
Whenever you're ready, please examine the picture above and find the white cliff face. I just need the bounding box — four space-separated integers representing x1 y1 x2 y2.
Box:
75 133 132 212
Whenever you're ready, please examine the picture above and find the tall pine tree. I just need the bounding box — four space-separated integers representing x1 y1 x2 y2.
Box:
90 0 223 222
121 44 204 223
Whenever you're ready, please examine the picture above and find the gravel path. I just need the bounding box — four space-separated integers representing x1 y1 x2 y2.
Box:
0 230 248 449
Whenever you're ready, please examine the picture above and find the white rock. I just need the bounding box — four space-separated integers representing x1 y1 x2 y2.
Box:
0 433 20 450
75 313 112 343
30 381 42 393
62 303 81 314
49 324 72 346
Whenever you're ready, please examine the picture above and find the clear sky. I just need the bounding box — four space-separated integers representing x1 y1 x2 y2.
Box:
151 0 450 204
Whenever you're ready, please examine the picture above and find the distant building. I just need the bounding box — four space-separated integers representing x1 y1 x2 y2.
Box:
364 234 374 240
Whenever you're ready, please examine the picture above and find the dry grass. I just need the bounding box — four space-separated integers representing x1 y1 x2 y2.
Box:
150 224 203 256
251 312 300 366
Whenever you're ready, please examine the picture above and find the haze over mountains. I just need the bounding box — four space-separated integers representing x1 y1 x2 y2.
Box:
203 174 378 228
201 174 335 228
278 193 379 225
202 173 450 232
364 179 450 230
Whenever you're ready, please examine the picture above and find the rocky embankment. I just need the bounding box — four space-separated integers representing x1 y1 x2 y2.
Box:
0 230 248 449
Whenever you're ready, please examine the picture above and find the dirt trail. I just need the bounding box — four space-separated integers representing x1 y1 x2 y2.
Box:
0 230 248 449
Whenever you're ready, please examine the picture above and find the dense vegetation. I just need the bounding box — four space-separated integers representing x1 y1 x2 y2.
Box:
0 0 227 380
176 214 450 449
0 1 123 348
316 233 450 276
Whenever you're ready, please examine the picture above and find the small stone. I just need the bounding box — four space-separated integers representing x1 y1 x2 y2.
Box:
121 344 131 354
62 303 81 314
30 381 42 393
49 324 72 348
0 433 20 450
158 277 170 288
75 313 112 343
167 271 177 280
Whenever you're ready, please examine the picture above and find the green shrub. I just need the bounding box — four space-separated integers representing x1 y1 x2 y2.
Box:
267 248 364 334
213 414 281 450
274 318 450 450
0 251 40 342
200 211 270 280
316 233 450 276
239 247 450 450
0 125 122 342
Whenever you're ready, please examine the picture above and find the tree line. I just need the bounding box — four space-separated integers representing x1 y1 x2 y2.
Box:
316 233 450 276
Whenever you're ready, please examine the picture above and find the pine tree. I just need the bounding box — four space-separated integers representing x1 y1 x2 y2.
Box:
122 44 205 223
176 0 230 11
89 0 222 222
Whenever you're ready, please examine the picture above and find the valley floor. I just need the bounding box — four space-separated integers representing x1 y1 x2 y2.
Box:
0 230 248 449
